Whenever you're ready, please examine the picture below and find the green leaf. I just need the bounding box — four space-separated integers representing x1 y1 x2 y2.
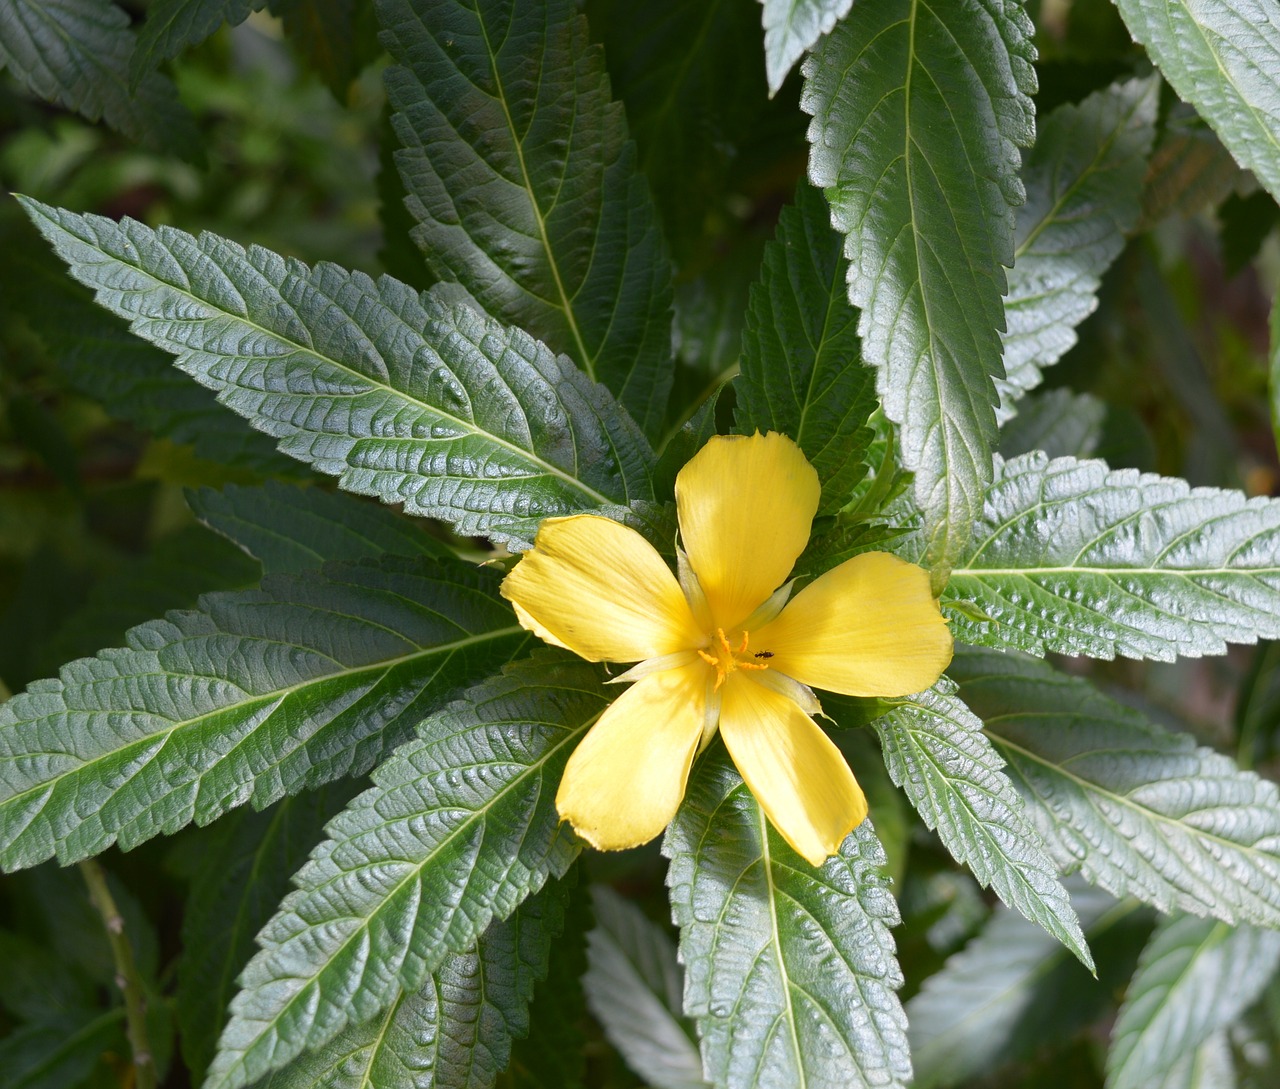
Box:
801 0 1036 580
907 883 1148 1089
584 886 706 1089
1158 1033 1236 1089
1139 107 1242 229
1112 0 1280 205
256 879 569 1089
0 556 526 871
1000 77 1157 414
266 0 381 98
1271 284 1280 464
130 0 260 88
0 1008 126 1089
953 648 1280 928
188 482 450 575
205 653 608 1089
177 786 359 1082
665 749 910 1089
0 0 200 157
735 182 877 515
18 198 654 548
873 683 1092 968
758 0 852 97
380 0 674 441
944 452 1280 660
1108 914 1280 1089
998 388 1106 461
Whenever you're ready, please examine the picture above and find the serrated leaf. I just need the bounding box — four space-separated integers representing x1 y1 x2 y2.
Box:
953 648 1280 928
18 198 654 549
205 653 608 1089
1108 914 1280 1089
0 0 200 157
130 0 260 88
188 482 449 576
735 181 877 515
255 879 569 1089
998 388 1106 461
0 556 526 871
943 452 1280 659
907 882 1147 1089
584 886 705 1089
873 683 1092 968
177 786 359 1082
1000 77 1157 415
1113 0 1280 205
665 749 910 1089
758 0 852 96
801 0 1036 581
381 0 674 441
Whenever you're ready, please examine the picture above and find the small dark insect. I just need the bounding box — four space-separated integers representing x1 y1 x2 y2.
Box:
754 651 774 659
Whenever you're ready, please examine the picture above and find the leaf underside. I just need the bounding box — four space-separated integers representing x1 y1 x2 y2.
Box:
758 0 853 96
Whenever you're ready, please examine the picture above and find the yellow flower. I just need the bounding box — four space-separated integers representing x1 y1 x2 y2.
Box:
501 431 952 865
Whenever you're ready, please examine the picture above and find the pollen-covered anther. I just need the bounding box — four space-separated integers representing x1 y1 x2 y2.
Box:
697 628 770 691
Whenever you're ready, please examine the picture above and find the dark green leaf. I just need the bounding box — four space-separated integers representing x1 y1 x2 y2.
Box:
266 0 380 98
18 198 654 548
1221 190 1280 276
188 482 450 575
954 649 1280 928
665 749 909 1089
0 1008 126 1089
874 683 1091 968
735 181 877 514
0 556 526 870
998 388 1106 461
801 0 1036 580
758 0 851 96
381 0 674 440
130 0 260 88
1108 914 1280 1089
205 653 608 1089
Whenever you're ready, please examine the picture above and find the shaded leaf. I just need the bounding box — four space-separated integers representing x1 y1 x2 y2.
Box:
758 0 852 97
998 388 1106 461
1140 107 1243 228
266 0 380 98
130 0 260 87
0 1008 126 1089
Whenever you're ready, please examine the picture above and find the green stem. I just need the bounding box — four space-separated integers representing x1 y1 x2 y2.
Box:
79 858 155 1089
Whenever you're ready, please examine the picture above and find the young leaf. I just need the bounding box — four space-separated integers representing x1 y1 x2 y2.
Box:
873 683 1092 968
380 0 674 441
584 886 706 1089
665 749 910 1089
801 0 1036 581
735 181 877 515
1112 0 1280 204
945 452 1280 660
130 0 260 88
1000 77 1157 414
255 879 569 1089
0 0 200 157
954 648 1280 928
205 653 607 1089
757 0 852 97
997 388 1106 462
188 481 450 576
1107 913 1280 1089
18 198 654 548
0 556 526 871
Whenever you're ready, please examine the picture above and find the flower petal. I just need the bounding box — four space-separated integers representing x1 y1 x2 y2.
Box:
719 674 865 866
502 515 702 662
754 551 952 697
675 432 819 630
556 661 709 851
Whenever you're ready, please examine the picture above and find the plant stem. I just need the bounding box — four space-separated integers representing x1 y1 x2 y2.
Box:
79 858 156 1089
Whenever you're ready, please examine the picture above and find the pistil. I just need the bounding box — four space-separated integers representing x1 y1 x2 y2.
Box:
697 628 770 691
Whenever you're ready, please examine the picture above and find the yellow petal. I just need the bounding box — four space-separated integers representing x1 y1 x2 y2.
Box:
502 515 702 662
718 674 866 866
754 551 952 697
556 661 709 851
675 432 820 630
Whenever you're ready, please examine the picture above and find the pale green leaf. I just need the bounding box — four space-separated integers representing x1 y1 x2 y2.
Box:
801 0 1036 580
954 648 1280 928
998 388 1106 461
130 0 260 87
758 0 852 96
18 198 654 549
665 749 910 1089
1108 914 1280 1089
944 452 1280 659
1113 0 1280 204
205 653 608 1089
584 886 706 1089
0 557 526 871
1159 1033 1236 1089
1000 77 1157 414
874 683 1092 968
381 0 674 440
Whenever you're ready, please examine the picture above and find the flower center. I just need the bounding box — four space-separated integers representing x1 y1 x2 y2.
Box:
697 628 771 691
